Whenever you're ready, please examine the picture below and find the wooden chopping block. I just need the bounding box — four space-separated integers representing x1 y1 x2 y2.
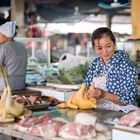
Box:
0 89 41 97
12 89 41 96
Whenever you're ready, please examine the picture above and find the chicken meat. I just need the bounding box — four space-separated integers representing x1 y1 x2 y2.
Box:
57 83 96 109
0 65 25 122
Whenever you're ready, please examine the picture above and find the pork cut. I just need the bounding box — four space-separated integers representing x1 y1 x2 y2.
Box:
29 120 65 138
59 122 96 139
14 113 52 132
118 109 140 127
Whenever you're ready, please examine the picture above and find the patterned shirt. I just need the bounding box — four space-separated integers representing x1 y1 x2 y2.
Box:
84 50 138 105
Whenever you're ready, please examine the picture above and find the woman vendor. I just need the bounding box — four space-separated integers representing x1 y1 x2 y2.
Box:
0 20 27 91
84 27 138 109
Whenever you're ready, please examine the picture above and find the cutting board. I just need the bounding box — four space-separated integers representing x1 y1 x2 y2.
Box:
12 89 41 96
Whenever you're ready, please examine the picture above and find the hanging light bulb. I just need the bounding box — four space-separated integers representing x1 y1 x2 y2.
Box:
74 6 80 16
111 0 121 7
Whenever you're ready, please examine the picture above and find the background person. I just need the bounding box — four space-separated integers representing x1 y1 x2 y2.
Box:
0 20 27 91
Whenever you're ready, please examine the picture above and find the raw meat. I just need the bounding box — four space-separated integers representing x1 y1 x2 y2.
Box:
118 109 140 127
29 120 65 138
14 113 52 132
0 66 24 122
59 122 96 139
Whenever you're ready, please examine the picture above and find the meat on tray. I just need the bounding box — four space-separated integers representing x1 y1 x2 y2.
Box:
12 95 62 106
14 112 111 139
118 109 140 127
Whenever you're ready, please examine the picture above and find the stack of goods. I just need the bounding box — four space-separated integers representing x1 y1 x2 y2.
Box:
26 72 47 86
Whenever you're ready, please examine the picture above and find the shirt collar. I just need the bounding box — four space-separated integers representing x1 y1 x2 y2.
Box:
98 50 129 66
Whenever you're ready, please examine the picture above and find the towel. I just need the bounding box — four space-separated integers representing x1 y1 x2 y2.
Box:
0 21 17 37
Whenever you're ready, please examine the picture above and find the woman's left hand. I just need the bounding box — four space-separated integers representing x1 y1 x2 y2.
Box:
87 87 106 99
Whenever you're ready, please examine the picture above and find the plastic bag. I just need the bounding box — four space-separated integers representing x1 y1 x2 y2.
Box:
58 53 91 84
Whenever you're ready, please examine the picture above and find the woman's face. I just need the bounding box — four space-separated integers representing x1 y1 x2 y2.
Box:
0 33 11 44
93 35 116 64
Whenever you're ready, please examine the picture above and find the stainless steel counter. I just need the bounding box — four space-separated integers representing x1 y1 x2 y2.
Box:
34 107 125 123
0 107 125 140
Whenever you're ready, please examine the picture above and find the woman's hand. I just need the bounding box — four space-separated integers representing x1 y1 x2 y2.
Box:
87 86 125 105
87 87 106 99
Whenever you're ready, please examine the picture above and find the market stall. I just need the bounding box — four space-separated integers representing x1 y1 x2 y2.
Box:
1 1 140 140
0 62 139 140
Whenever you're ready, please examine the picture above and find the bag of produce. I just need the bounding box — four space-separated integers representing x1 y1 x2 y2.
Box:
58 53 91 84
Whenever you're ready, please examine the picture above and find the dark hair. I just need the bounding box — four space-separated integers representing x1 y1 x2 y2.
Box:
0 17 6 26
14 25 18 37
91 27 116 46
0 15 8 26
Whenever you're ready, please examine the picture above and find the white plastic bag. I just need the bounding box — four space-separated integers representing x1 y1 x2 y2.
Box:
58 53 92 71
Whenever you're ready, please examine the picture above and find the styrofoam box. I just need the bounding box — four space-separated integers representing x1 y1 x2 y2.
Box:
27 86 76 101
112 125 140 140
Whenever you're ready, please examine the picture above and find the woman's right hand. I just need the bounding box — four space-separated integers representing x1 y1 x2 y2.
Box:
87 87 105 99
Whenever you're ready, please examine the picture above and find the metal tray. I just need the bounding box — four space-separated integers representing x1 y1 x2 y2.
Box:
25 102 50 111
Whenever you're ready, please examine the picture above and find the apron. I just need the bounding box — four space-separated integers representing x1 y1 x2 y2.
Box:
0 77 4 91
92 66 121 111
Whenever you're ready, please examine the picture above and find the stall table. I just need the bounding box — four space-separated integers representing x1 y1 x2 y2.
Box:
0 107 125 140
